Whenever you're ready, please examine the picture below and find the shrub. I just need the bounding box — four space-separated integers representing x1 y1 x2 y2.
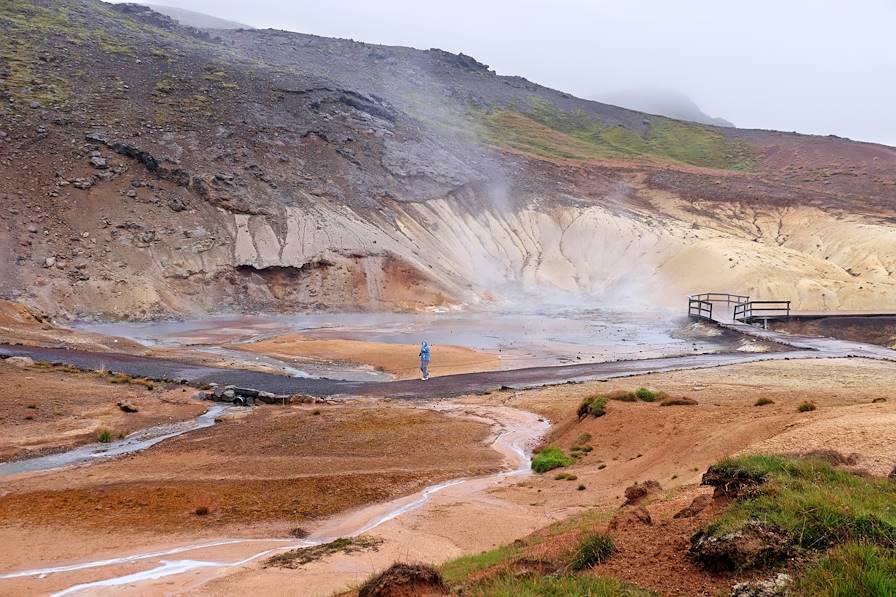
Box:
798 401 817 412
598 463 607 470
635 387 664 402
194 506 209 516
588 395 608 417
532 447 573 473
660 397 698 407
577 484 586 491
577 396 594 419
96 428 114 443
755 397 775 406
554 473 578 481
608 390 638 402
569 532 616 570
578 395 608 418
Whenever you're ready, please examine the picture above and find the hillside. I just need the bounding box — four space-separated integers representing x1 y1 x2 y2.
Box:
2 0 895 319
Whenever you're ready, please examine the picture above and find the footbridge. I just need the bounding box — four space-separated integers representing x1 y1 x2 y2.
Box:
687 292 896 360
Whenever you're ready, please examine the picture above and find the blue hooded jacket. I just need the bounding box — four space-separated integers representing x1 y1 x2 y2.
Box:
420 341 430 362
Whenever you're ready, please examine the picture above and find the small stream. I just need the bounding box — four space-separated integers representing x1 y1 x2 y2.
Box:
0 404 547 596
0 405 230 477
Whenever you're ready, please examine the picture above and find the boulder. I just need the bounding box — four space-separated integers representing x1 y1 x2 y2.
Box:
117 401 139 413
358 563 448 597
674 494 712 519
89 155 108 169
623 480 661 505
4 356 35 368
730 573 792 597
702 464 766 498
689 523 790 572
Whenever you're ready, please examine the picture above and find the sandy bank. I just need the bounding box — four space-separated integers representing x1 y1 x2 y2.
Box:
230 332 501 379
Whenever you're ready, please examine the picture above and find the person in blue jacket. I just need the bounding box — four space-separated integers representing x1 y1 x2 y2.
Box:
419 341 431 380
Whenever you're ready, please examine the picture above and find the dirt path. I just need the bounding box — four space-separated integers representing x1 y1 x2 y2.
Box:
3 327 894 399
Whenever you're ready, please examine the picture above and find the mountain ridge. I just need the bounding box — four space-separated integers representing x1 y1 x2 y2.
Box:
1 0 894 319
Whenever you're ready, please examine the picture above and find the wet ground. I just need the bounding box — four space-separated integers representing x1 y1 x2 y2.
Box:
73 309 740 375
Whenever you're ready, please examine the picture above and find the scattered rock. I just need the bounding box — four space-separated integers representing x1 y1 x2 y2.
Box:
90 156 108 169
689 523 790 572
623 480 661 505
27 224 38 233
358 563 449 597
44 256 56 268
730 573 792 597
4 356 35 368
674 494 712 519
125 189 137 198
117 401 139 413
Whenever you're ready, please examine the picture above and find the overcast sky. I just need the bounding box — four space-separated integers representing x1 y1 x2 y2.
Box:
127 1 895 146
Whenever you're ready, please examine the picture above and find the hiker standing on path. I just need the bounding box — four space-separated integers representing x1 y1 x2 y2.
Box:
419 341 431 381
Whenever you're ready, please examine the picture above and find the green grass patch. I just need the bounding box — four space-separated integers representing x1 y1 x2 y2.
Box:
795 542 896 596
477 99 756 170
464 573 654 597
635 387 665 402
707 455 896 550
568 532 616 571
440 544 519 585
799 401 818 412
532 447 573 473
755 397 775 406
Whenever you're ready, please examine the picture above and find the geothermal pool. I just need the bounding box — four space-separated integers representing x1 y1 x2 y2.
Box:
75 308 752 379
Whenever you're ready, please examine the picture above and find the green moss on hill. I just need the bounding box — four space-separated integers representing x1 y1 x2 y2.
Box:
479 98 756 170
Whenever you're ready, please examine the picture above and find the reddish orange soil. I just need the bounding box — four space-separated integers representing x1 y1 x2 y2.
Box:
231 333 501 379
0 360 203 461
0 404 501 538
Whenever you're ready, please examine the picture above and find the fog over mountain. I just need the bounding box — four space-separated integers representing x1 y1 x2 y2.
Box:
110 0 896 147
593 88 734 128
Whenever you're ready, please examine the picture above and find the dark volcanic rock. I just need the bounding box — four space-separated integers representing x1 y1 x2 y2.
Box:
689 523 790 572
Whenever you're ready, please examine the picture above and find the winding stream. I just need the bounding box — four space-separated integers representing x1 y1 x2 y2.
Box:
0 404 547 596
0 405 230 477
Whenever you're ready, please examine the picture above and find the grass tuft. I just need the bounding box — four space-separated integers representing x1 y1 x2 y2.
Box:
755 397 775 406
532 447 573 473
798 401 818 412
569 532 616 571
795 542 896 596
96 428 115 443
635 387 665 402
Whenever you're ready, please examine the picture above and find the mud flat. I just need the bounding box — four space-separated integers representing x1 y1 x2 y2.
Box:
0 360 205 462
0 402 519 595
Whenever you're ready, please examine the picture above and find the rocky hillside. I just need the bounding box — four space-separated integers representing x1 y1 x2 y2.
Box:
2 0 895 319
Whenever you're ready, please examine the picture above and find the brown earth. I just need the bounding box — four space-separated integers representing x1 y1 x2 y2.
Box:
231 333 501 379
0 402 502 572
0 359 204 461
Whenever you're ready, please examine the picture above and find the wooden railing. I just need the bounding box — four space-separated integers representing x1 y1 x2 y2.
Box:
687 292 750 321
688 292 791 324
733 300 791 323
